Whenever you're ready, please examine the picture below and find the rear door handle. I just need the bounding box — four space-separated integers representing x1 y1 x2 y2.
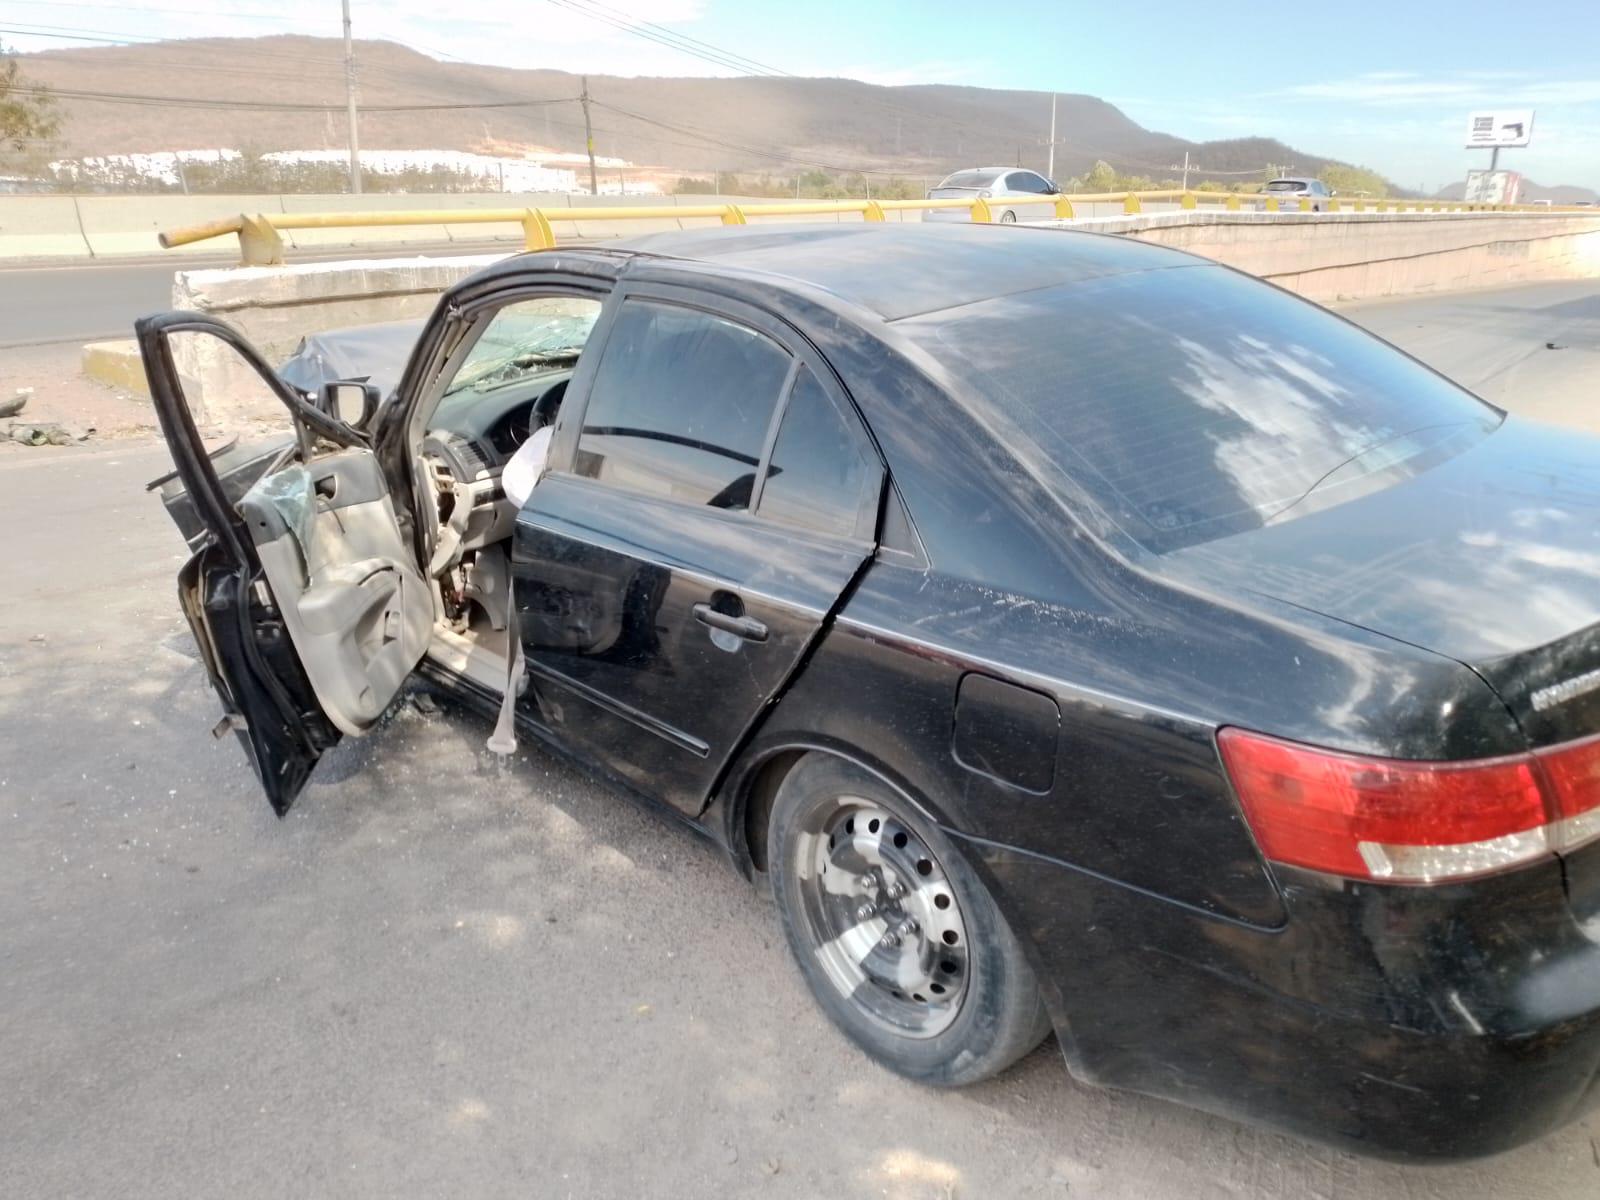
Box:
692 602 769 643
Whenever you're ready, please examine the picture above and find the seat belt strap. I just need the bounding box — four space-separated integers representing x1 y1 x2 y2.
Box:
486 597 525 756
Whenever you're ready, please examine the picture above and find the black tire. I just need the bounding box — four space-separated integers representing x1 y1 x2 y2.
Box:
999 209 1018 224
768 754 1052 1086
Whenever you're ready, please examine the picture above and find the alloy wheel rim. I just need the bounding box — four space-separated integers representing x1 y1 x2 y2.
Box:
791 796 971 1038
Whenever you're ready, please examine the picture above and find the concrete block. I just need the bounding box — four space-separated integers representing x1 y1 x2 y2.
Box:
169 253 505 423
81 338 149 396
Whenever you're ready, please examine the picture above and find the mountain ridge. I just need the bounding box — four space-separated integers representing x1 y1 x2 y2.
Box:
18 35 1387 189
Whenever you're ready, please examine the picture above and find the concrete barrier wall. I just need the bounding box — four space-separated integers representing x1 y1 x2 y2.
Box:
1076 210 1600 303
0 196 92 258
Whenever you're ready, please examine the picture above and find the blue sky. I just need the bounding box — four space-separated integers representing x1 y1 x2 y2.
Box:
4 0 1597 189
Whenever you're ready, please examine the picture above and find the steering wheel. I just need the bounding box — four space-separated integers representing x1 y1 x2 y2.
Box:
527 381 567 439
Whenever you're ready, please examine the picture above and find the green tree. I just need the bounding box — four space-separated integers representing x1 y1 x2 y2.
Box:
1080 160 1120 192
1 40 59 155
1317 163 1389 199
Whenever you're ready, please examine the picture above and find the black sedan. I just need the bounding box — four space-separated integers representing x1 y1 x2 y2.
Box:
139 223 1600 1160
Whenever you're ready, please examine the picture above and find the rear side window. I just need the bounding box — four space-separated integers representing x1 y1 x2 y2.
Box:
574 301 790 510
901 265 1499 554
939 169 1004 189
757 367 873 538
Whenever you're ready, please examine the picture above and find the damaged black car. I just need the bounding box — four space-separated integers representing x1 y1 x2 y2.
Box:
140 222 1600 1160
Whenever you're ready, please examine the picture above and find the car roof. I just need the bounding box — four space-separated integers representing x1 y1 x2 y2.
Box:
607 223 1203 323
1267 176 1315 185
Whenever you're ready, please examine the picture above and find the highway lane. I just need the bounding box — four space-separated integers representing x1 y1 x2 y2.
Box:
0 240 521 348
0 258 190 347
1340 281 1600 426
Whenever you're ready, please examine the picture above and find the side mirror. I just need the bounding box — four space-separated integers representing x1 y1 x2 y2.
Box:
319 380 380 430
1047 181 1061 194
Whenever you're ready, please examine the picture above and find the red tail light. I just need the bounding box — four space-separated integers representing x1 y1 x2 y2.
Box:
1218 728 1600 883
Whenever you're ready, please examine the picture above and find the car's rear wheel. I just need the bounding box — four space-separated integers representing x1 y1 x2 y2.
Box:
999 209 1018 224
768 754 1052 1085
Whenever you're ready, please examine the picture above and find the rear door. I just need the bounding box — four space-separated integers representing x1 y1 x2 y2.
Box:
514 288 883 813
139 313 433 814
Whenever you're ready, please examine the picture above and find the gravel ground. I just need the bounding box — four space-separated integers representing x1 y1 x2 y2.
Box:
4 282 1600 1198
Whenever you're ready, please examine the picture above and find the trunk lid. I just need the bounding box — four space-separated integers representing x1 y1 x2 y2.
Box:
1160 417 1600 905
1159 418 1600 747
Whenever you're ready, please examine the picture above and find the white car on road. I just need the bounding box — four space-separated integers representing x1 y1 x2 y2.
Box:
924 167 1062 223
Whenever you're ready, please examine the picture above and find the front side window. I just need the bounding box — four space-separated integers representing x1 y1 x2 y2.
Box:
757 367 872 538
573 300 791 510
1008 172 1051 195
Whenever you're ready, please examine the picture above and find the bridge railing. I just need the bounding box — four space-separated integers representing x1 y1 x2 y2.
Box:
159 193 1594 265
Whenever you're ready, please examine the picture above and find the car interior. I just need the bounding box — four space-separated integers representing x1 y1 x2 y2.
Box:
408 296 602 703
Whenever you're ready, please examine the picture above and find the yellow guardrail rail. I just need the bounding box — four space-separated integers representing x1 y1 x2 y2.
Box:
159 193 1597 266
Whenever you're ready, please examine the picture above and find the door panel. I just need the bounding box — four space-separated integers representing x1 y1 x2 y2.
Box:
237 450 432 735
514 474 871 813
138 312 429 813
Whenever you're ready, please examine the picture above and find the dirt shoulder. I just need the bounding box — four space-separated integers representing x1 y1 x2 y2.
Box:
0 341 163 449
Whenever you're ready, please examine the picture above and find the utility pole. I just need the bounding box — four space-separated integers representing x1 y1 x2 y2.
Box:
1046 93 1057 182
341 0 361 195
580 76 598 196
1181 150 1190 191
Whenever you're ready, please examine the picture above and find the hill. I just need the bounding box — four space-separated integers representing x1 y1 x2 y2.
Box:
16 35 1386 189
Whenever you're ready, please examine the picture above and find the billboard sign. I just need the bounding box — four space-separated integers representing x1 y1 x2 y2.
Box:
1465 110 1534 149
1463 169 1522 205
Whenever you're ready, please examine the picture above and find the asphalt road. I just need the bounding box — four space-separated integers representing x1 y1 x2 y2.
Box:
0 241 520 348
4 282 1600 1199
1341 281 1600 424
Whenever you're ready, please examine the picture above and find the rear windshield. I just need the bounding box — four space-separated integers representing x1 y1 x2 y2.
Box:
1263 180 1306 191
939 170 1004 189
901 265 1499 554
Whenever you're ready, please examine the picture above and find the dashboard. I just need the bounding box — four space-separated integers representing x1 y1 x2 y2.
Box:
424 367 574 482
421 367 574 557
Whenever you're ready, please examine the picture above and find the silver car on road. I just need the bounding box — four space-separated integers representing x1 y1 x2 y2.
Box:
924 167 1062 223
1260 176 1335 211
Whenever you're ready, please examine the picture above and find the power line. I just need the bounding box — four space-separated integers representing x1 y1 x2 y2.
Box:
567 0 793 76
541 0 790 78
